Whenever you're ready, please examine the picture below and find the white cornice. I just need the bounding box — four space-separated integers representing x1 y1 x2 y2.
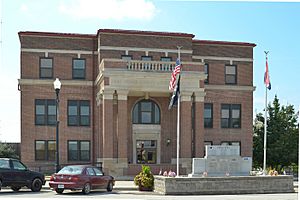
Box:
18 79 93 86
205 84 255 91
21 48 97 55
99 46 193 54
193 56 253 63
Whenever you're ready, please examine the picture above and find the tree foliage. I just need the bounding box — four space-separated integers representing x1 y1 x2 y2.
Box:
0 143 19 158
253 95 299 171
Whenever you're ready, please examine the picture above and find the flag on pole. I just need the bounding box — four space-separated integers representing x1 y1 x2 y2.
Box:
168 59 181 110
168 77 180 109
169 59 182 91
264 57 271 90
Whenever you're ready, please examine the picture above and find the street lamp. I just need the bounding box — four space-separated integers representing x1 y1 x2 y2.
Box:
53 78 61 173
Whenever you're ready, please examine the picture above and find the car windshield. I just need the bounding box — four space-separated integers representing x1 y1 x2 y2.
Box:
57 166 83 175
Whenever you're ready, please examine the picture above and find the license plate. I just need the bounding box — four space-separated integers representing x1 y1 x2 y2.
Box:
58 184 64 189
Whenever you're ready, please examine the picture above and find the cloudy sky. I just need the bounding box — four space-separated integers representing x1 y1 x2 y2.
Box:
0 0 299 142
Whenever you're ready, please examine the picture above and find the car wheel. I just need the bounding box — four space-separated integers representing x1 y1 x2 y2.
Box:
31 178 42 192
107 181 113 192
82 183 91 194
0 179 2 190
55 188 64 194
11 186 21 192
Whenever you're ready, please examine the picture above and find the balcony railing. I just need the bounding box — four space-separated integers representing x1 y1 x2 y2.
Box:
127 60 175 72
99 59 176 72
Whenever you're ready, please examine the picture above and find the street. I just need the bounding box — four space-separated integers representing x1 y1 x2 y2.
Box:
0 188 297 200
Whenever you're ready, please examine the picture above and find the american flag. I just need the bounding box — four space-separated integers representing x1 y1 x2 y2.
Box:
169 59 182 91
264 57 271 90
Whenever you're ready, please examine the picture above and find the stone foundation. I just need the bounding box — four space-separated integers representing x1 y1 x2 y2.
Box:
154 175 294 195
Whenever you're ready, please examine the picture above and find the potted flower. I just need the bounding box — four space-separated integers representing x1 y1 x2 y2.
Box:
134 165 154 191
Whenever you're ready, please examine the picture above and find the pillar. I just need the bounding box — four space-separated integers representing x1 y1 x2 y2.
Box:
117 90 128 161
102 90 114 158
194 92 205 157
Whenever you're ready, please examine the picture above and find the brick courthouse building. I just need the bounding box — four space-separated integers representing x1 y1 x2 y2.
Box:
18 29 256 176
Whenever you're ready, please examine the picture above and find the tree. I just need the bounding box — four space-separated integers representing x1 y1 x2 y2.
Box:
253 95 299 171
0 143 19 158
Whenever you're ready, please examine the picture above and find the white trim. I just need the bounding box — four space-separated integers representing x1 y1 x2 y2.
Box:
205 84 255 91
100 46 193 54
18 79 93 86
21 48 96 55
45 52 48 57
193 56 253 62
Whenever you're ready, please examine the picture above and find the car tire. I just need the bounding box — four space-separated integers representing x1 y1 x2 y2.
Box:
0 179 2 190
11 186 21 191
55 188 64 194
107 181 113 192
31 178 42 192
82 183 91 195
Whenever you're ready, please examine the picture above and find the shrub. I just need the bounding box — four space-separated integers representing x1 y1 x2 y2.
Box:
134 165 154 190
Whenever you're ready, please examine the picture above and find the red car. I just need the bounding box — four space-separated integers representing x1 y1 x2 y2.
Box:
49 165 114 194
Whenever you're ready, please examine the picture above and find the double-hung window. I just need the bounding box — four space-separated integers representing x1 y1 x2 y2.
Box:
40 58 53 79
68 140 90 161
35 140 56 161
72 59 86 79
204 64 209 84
221 104 241 128
204 103 213 128
35 99 56 125
225 65 237 84
68 100 90 126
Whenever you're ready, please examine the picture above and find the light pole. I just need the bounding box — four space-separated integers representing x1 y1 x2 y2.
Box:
53 78 61 173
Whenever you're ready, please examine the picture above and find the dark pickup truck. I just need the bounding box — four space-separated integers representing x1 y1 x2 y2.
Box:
0 158 45 192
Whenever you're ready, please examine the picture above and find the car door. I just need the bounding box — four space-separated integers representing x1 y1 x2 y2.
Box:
93 167 106 189
0 159 13 185
86 167 98 189
11 160 30 185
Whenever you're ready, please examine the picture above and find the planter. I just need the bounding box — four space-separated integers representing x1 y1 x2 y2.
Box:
139 185 153 191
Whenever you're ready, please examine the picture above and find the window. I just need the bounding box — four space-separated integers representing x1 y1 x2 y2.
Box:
86 168 95 175
204 103 213 128
12 160 26 170
141 56 152 70
35 99 56 126
93 167 103 176
40 58 53 78
141 56 152 61
121 55 132 61
68 141 90 161
160 57 172 71
204 64 209 84
221 104 241 128
0 160 10 169
160 57 172 62
73 59 86 79
136 140 157 164
132 100 160 124
68 100 90 126
35 140 56 161
225 65 237 84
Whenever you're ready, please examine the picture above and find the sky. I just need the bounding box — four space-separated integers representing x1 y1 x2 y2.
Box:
0 0 299 142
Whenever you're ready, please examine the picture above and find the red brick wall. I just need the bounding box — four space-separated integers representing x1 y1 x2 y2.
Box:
20 84 93 167
204 90 253 157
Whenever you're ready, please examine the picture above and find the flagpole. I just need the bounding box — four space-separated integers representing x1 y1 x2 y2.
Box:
176 46 182 177
263 51 269 175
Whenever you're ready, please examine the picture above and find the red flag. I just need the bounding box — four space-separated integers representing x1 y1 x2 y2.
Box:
264 58 271 90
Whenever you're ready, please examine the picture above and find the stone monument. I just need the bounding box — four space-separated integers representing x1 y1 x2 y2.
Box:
189 145 252 177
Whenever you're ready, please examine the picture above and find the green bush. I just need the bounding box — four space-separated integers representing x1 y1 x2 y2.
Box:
134 165 154 190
